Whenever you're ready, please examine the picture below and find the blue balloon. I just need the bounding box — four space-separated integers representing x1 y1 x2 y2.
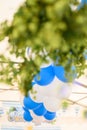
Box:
77 0 87 10
53 65 68 82
53 65 76 82
33 103 47 116
44 111 56 120
83 50 87 60
23 106 28 112
32 81 36 86
34 65 55 86
23 96 41 110
23 111 33 122
71 66 77 79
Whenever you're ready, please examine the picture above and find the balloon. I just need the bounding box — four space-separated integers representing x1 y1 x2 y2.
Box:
30 93 44 103
25 47 31 60
33 103 47 116
77 0 87 10
23 111 33 122
29 84 45 103
53 65 76 82
30 77 64 103
25 47 35 60
34 65 55 86
31 111 45 125
23 106 28 112
41 62 53 68
53 66 68 82
32 81 36 86
22 63 76 123
41 77 65 97
83 50 87 60
43 96 61 112
57 84 72 99
23 96 41 110
44 111 56 120
70 66 77 80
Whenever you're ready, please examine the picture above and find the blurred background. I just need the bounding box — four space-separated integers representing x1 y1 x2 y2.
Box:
0 0 87 130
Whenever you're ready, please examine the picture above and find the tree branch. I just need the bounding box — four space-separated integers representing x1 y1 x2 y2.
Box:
0 61 23 64
67 99 87 108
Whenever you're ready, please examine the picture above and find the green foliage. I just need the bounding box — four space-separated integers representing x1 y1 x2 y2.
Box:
83 109 87 119
7 107 17 115
62 101 69 109
0 0 87 95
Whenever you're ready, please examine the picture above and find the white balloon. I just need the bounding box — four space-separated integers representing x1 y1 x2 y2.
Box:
30 111 45 125
32 94 44 103
43 96 61 112
25 47 36 60
41 77 64 97
29 85 45 102
30 77 65 103
57 83 72 99
30 78 72 105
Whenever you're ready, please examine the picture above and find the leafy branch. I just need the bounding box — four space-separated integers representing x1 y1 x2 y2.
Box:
0 0 87 95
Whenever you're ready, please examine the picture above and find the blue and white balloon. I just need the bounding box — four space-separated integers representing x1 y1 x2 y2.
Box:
22 64 76 125
34 65 55 86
